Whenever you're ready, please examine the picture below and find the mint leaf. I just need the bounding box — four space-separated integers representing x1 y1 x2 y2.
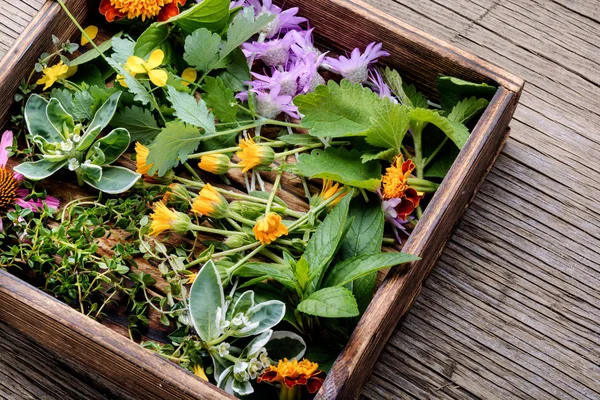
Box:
447 96 489 123
294 148 381 190
437 76 496 112
294 79 383 138
147 121 202 176
202 76 238 123
166 85 216 134
339 197 384 260
163 0 231 34
365 101 410 152
111 106 160 144
134 24 170 59
184 28 222 73
235 262 299 293
410 108 469 149
297 287 359 318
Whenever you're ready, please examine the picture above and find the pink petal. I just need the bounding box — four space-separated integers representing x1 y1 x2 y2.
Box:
13 172 24 182
0 130 13 168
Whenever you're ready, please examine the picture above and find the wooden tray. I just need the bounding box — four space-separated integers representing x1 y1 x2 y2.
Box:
0 0 524 399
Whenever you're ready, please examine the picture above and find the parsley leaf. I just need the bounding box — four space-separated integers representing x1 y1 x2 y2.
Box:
146 122 202 176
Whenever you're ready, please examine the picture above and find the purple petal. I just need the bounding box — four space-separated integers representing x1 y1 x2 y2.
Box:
0 130 13 168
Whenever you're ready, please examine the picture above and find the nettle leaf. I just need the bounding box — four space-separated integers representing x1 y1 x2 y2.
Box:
294 148 381 190
189 260 225 342
410 108 470 149
403 83 428 109
25 95 63 143
84 166 140 194
146 121 202 176
382 67 413 107
13 159 68 180
360 148 396 163
437 76 496 112
202 76 238 123
297 287 359 318
221 8 274 59
339 197 384 260
447 96 489 123
111 105 160 144
166 85 216 134
134 24 170 59
323 252 420 288
183 28 222 73
294 79 383 138
164 0 230 34
365 101 411 153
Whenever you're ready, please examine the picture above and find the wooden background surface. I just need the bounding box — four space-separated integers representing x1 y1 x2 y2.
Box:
1 0 599 399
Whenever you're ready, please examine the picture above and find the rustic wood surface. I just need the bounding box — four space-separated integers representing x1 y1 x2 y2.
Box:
0 1 599 400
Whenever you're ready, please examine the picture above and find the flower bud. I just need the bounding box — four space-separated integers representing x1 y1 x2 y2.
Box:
191 183 228 219
198 154 230 175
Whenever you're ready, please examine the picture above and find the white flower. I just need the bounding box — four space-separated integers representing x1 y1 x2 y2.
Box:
216 342 230 357
233 362 250 382
215 307 230 335
248 357 263 379
72 134 81 143
68 158 80 171
60 140 74 152
231 312 249 328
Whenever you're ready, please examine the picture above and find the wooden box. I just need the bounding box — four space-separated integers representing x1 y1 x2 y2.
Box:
0 0 523 399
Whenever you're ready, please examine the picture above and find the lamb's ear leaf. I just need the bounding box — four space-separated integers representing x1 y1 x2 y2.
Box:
13 159 68 180
86 91 122 135
83 166 140 194
25 95 63 143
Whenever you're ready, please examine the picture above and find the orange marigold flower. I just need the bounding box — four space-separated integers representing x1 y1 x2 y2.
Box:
99 0 186 22
252 212 288 244
381 155 416 199
258 358 326 394
149 201 191 236
198 154 230 175
191 183 228 219
236 138 275 173
135 142 154 175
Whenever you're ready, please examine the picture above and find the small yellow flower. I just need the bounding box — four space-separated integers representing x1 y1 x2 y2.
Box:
236 138 275 173
81 25 98 46
252 212 288 244
181 67 198 86
193 364 208 381
321 180 346 207
135 142 154 175
126 49 168 87
258 358 325 394
36 61 77 90
198 154 230 175
186 272 198 284
191 183 228 219
149 201 192 236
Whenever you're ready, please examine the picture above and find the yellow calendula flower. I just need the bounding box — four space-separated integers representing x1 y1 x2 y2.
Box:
162 183 190 203
181 67 198 86
198 154 230 175
135 142 154 175
36 61 77 90
321 180 346 206
81 25 98 46
252 212 288 244
258 358 325 394
126 49 168 87
192 364 208 381
191 183 228 219
236 138 275 173
149 201 192 236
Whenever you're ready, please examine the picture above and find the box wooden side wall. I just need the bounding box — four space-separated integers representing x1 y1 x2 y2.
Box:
0 0 524 399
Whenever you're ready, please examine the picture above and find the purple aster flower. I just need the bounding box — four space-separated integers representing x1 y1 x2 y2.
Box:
254 85 299 119
324 42 389 83
246 0 307 38
250 68 302 96
242 30 297 67
290 28 319 60
229 0 246 8
0 130 60 232
369 69 396 101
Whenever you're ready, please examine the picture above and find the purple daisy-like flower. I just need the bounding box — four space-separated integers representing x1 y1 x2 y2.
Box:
254 85 299 119
324 42 389 83
250 68 302 96
242 30 297 67
369 69 396 101
380 191 411 244
229 0 246 8
0 130 60 232
295 51 326 93
246 0 307 38
290 28 319 60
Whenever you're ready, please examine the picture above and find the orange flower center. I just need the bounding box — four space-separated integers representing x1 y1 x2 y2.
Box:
110 0 174 20
381 156 415 199
0 168 18 211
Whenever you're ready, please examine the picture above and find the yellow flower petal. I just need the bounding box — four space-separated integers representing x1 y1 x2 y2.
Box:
146 49 165 70
81 25 99 46
126 56 147 74
148 69 168 87
193 365 208 381
181 68 198 86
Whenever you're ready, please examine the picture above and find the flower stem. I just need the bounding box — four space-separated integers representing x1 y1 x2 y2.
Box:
265 170 283 215
190 224 236 237
275 143 323 159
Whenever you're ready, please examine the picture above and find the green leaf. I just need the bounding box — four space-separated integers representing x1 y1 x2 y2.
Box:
447 96 489 123
70 32 121 66
382 67 413 107
134 24 170 59
235 262 299 292
107 58 152 106
146 121 202 176
189 260 225 342
110 36 135 65
217 48 250 92
202 76 238 123
360 148 396 163
49 89 74 116
339 197 384 260
437 76 496 112
111 106 160 144
80 162 102 182
324 252 419 288
163 0 230 34
87 128 130 165
220 8 274 60
83 166 140 194
166 86 216 134
424 143 459 179
294 79 383 138
264 331 306 361
47 98 75 136
303 194 352 292
277 134 321 146
183 28 222 73
403 83 428 109
410 108 470 149
71 90 96 121
297 287 359 318
231 290 255 317
294 148 381 190
13 159 67 180
241 300 286 337
86 91 122 134
25 95 62 143
71 65 105 88
365 101 410 153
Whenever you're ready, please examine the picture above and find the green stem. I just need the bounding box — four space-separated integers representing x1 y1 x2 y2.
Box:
407 178 439 193
260 248 285 264
423 137 448 168
187 141 286 160
190 224 236 237
228 244 267 277
275 143 323 159
210 242 261 260
184 162 202 182
412 126 424 179
265 170 283 215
